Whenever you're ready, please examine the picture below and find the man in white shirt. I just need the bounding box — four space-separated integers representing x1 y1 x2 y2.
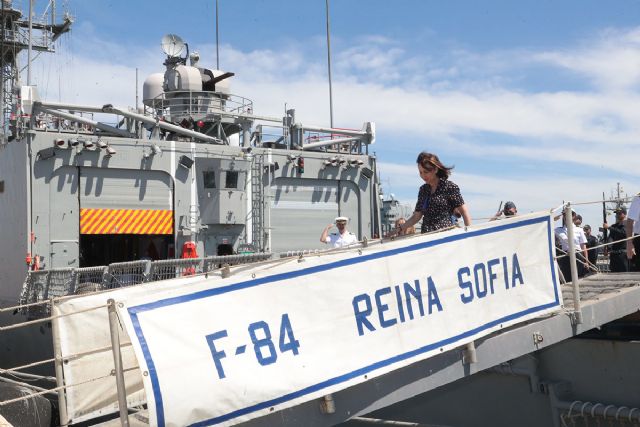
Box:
554 210 588 280
626 194 640 271
320 216 358 248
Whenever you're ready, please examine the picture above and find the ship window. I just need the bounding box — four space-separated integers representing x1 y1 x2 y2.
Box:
225 171 238 189
203 171 216 188
0 181 3 193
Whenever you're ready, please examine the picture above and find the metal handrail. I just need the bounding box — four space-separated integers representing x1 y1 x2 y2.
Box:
146 90 254 117
564 203 582 324
19 253 273 316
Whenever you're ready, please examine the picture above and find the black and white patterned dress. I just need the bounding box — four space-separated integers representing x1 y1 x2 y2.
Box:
414 179 465 233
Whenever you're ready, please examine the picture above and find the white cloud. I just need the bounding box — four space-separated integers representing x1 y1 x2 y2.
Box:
533 27 640 91
24 22 640 230
35 27 640 153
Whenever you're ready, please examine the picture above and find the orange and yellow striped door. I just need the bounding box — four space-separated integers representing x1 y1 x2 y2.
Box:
80 208 173 235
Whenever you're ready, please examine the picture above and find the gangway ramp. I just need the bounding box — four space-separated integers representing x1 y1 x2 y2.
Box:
241 273 640 427
40 212 640 426
89 273 640 426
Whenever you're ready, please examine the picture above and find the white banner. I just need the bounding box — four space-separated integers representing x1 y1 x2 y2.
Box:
118 212 560 427
52 275 204 423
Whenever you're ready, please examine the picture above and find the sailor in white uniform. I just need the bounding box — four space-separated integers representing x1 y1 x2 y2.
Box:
320 216 358 248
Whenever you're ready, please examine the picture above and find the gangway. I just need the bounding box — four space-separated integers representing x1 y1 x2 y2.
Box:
90 272 640 427
2 207 640 427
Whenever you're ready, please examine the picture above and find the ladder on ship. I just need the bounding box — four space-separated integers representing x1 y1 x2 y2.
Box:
251 153 265 251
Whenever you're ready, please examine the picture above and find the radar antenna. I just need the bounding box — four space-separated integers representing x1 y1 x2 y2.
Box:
161 34 186 58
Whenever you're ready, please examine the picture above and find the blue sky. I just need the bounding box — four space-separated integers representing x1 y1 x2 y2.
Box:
27 0 640 229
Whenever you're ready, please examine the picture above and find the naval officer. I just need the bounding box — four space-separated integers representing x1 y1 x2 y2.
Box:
603 207 629 272
320 217 358 248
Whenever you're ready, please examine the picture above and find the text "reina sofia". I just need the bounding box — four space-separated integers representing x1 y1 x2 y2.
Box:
352 253 524 336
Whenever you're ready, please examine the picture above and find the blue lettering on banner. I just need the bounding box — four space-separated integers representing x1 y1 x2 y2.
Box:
511 253 524 288
458 267 473 304
127 215 558 427
487 258 500 293
248 321 278 366
394 286 406 323
205 330 228 379
474 263 488 298
502 256 509 289
278 314 300 355
349 253 525 335
404 280 424 320
458 253 524 303
205 314 301 379
353 294 375 335
353 277 442 336
426 277 443 314
375 287 397 328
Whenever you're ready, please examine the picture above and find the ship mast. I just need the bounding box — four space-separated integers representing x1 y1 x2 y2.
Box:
325 0 334 128
606 182 629 211
215 0 220 69
0 0 72 143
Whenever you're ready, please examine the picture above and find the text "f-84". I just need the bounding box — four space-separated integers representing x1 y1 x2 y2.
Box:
205 313 300 379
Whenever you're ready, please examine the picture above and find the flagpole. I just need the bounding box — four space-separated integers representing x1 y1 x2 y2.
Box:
325 0 334 128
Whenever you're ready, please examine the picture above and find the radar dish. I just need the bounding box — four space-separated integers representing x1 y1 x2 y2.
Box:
161 34 185 57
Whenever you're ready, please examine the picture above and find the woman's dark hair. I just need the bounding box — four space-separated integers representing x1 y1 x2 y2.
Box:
416 152 453 180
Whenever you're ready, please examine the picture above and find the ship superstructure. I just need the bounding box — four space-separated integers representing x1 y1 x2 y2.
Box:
0 33 379 307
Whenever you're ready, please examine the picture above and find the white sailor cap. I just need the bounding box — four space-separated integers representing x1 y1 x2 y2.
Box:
335 216 349 223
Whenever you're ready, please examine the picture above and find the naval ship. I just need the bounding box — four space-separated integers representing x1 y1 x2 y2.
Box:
0 2 382 420
0 30 380 303
1 3 640 427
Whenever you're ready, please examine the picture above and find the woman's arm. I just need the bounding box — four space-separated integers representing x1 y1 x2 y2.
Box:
396 211 423 234
457 204 472 227
404 211 423 228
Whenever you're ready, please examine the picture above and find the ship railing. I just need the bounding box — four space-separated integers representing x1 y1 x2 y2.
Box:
4 17 56 50
32 111 96 132
0 296 144 426
255 123 372 155
279 248 324 258
550 199 639 325
19 253 273 317
302 130 368 154
253 123 288 148
0 252 276 424
145 91 253 121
